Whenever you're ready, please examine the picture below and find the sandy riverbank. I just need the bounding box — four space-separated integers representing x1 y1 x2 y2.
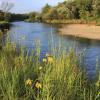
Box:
59 24 100 40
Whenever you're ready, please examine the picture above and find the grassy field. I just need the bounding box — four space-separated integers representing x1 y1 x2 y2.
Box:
0 38 100 100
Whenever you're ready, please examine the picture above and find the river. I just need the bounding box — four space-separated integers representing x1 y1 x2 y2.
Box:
5 21 100 79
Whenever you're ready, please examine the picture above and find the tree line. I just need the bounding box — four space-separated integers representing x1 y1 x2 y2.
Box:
0 0 100 23
27 0 100 23
0 10 28 22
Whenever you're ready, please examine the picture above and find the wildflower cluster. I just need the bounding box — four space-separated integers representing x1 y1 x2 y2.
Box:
43 53 54 63
35 81 42 89
25 79 42 89
25 79 33 86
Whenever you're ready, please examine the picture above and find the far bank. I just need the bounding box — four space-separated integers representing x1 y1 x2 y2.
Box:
59 24 100 40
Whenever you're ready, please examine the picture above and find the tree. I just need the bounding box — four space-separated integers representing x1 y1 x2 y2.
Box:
4 12 11 22
35 13 42 22
28 12 37 22
57 4 69 19
42 4 51 14
0 10 4 21
41 4 52 20
64 1 80 19
94 0 100 17
44 8 58 20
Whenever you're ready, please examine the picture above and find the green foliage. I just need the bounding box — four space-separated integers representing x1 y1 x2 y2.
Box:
26 12 42 22
17 0 100 23
0 11 4 21
0 0 100 23
42 4 51 15
0 12 28 22
44 8 59 20
10 13 28 21
28 12 37 22
4 13 11 22
94 0 100 17
36 0 100 23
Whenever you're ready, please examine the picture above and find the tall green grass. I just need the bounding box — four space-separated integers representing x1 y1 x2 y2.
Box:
0 41 100 100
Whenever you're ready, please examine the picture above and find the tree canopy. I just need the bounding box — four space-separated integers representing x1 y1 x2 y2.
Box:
0 0 100 23
30 0 100 22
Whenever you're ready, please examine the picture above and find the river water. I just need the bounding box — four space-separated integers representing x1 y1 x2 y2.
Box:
6 21 100 79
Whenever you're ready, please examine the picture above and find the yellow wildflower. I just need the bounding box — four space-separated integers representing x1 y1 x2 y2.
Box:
48 56 54 63
25 79 33 86
39 66 42 70
43 58 47 63
35 81 42 89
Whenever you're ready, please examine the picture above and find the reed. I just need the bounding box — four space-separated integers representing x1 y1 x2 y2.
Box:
0 40 99 100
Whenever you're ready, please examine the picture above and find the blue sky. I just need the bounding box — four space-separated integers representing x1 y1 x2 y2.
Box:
0 0 65 13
